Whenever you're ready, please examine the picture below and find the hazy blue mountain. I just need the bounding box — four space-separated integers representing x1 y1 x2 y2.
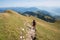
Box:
0 7 40 13
54 16 60 20
0 7 59 21
48 8 60 20
0 7 27 13
43 7 60 16
27 7 40 11
52 8 60 14
22 10 55 23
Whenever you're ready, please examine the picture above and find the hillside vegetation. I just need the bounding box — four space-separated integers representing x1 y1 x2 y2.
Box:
0 10 60 40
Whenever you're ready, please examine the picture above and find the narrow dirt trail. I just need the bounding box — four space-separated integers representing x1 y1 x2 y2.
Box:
20 21 36 40
25 23 36 40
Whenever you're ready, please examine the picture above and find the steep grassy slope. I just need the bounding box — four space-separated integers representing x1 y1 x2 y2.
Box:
21 16 60 40
52 21 60 30
0 10 60 40
0 10 25 40
36 19 60 40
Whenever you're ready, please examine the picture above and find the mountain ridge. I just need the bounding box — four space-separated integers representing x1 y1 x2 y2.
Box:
0 7 60 21
0 10 60 40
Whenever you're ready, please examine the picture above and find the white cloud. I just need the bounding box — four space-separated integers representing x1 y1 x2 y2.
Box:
0 0 60 7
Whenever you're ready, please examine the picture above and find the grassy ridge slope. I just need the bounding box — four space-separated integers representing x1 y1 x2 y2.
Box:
21 16 60 40
0 10 60 40
0 10 24 40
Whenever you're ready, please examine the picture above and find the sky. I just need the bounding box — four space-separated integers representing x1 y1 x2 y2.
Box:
0 0 60 8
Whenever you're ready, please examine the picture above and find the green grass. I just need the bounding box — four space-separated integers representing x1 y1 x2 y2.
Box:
0 10 60 40
36 24 60 40
0 12 25 40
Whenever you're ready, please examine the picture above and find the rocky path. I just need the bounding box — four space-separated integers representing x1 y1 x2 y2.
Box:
20 21 36 40
25 23 36 40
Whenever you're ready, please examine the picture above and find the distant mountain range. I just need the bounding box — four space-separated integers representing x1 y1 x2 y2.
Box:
0 7 39 13
0 9 60 40
0 7 60 22
45 7 60 20
51 8 60 14
0 7 52 15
